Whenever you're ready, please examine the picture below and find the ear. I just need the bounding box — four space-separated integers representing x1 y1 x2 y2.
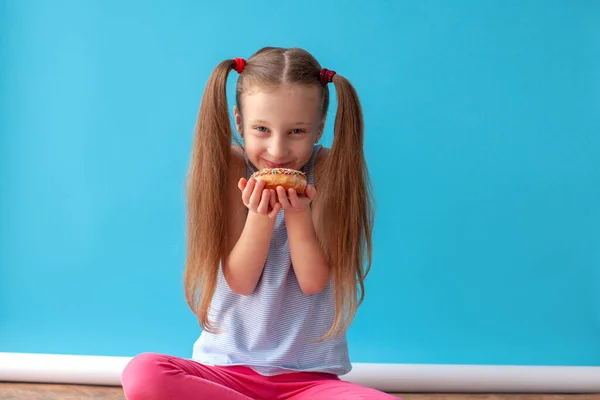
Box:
233 105 243 136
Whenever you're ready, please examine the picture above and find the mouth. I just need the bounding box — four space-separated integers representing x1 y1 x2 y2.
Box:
263 160 293 169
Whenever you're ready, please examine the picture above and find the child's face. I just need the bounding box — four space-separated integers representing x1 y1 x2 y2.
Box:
235 84 324 171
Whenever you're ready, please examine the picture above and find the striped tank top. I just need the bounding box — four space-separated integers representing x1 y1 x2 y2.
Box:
192 144 351 376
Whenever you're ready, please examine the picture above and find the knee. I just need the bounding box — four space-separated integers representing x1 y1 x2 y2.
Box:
121 352 171 400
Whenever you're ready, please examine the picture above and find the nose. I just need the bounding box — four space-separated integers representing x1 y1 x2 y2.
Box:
267 137 288 159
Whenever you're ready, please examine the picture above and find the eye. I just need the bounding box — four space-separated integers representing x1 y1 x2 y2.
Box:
291 128 306 134
255 126 268 132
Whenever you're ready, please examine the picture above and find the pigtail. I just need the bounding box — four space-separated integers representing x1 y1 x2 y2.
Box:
315 74 374 340
184 60 236 332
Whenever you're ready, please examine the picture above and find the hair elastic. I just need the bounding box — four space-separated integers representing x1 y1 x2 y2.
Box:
234 58 246 73
320 68 336 85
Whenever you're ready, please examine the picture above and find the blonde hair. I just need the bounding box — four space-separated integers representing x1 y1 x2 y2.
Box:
185 47 374 339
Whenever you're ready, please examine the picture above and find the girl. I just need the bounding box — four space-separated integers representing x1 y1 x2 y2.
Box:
121 47 397 399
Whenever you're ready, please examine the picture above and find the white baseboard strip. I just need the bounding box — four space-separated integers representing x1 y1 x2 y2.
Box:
0 352 599 393
343 362 600 393
0 352 130 387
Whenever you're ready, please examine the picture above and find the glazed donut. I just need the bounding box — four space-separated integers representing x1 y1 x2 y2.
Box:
250 168 307 194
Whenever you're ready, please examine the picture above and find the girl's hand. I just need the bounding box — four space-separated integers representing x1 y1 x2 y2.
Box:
276 185 316 214
238 177 281 219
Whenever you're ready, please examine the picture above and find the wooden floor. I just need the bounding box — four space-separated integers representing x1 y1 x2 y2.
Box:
0 383 598 400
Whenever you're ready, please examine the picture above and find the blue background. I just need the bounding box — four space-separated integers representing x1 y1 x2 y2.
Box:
1 0 599 367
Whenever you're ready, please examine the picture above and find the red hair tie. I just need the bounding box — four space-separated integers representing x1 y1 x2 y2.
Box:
320 68 336 85
234 58 246 74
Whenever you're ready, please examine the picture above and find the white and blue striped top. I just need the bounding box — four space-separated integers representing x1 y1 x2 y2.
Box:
192 144 351 376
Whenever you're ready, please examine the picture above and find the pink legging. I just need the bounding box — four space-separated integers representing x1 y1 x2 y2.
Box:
121 352 399 400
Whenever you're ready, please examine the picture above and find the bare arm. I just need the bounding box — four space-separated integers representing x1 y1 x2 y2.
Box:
224 209 276 295
222 147 280 295
278 147 331 295
284 208 330 295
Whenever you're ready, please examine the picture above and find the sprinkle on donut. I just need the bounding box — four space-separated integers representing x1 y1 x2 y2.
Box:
250 168 306 179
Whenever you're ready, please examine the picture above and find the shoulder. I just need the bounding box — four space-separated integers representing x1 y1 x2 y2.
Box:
229 145 246 178
315 146 330 167
225 146 249 251
227 146 247 207
230 145 245 165
311 146 329 223
227 145 246 200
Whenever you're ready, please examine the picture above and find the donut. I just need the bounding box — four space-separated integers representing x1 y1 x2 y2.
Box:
250 168 307 194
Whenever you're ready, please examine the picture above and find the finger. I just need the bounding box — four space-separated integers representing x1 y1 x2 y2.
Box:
242 178 256 205
287 188 300 208
257 189 270 215
269 189 276 208
305 185 317 201
248 179 265 210
238 178 247 192
268 202 281 219
276 186 291 209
